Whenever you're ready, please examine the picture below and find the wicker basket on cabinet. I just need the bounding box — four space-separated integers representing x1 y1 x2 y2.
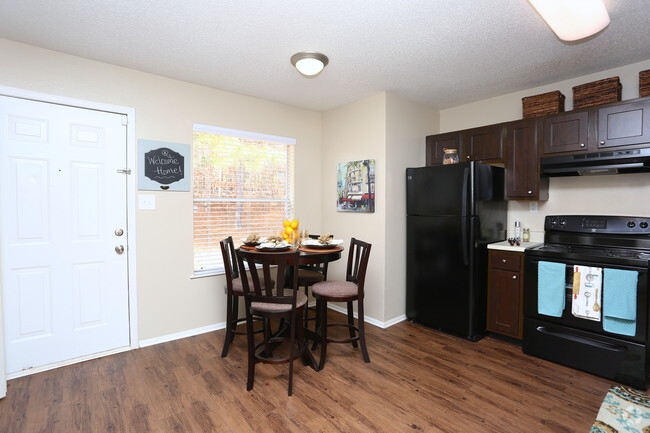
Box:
522 91 565 118
572 77 622 109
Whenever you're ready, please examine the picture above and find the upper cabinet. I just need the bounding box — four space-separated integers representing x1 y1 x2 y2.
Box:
597 99 650 149
425 132 460 166
542 111 590 155
460 125 504 163
505 119 548 201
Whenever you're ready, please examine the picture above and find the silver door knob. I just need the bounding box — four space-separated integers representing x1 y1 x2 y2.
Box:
115 245 125 254
115 228 124 236
599 140 605 145
580 143 585 147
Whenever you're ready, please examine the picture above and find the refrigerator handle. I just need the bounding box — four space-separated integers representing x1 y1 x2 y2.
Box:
461 166 469 266
461 166 469 218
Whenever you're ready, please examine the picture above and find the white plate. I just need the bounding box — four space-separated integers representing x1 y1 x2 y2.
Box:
257 241 291 249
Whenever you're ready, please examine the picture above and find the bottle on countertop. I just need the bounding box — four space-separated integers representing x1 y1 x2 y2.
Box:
514 221 521 241
522 227 530 242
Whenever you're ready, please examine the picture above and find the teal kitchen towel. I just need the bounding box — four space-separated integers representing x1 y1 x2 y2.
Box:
603 268 638 336
538 261 566 317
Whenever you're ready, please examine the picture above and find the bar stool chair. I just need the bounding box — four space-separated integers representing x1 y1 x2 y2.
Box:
298 234 332 331
311 238 372 370
219 236 271 358
235 248 311 396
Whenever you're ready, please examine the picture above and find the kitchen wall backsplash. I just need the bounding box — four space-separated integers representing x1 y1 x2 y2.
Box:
507 172 650 236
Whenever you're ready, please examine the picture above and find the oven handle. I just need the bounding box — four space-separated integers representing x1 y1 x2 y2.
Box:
536 326 627 352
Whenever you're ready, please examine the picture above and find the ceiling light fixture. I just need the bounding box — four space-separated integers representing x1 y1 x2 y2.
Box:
291 51 329 78
528 0 610 42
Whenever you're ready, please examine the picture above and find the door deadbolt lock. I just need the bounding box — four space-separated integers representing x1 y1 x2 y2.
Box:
115 228 124 236
115 245 125 254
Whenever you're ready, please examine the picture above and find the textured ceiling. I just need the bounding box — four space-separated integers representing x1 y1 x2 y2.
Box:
0 0 648 111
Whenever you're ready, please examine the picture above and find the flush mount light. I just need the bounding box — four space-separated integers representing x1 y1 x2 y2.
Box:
528 0 610 42
290 51 329 78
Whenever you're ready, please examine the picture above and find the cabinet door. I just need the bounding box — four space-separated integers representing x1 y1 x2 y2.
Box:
487 268 522 338
461 125 504 162
543 111 589 155
598 100 650 149
505 119 548 200
426 132 460 166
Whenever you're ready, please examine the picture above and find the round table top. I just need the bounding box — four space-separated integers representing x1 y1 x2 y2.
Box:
238 244 342 264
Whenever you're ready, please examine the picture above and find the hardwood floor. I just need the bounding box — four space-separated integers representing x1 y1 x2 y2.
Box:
0 311 614 432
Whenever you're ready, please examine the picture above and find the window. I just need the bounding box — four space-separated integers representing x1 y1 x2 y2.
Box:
193 124 295 275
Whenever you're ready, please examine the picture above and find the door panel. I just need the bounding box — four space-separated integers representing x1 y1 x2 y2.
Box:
1 96 130 374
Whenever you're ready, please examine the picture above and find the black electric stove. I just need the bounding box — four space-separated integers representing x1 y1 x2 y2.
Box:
523 215 650 389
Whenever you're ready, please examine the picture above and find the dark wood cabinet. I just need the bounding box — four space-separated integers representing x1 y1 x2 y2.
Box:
487 250 524 339
597 99 650 149
425 132 460 166
542 111 590 155
505 119 548 200
460 125 504 162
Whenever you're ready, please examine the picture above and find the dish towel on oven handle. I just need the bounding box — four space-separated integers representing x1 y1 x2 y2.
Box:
571 265 602 321
603 268 638 337
538 261 566 317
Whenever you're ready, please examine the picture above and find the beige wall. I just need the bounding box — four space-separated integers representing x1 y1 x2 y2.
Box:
385 93 438 321
321 92 437 324
439 59 650 239
321 93 388 321
0 38 323 341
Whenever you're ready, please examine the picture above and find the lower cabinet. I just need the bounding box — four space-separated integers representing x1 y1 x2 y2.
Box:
487 250 524 339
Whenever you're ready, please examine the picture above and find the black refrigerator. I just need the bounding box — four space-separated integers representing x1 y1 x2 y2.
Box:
406 162 507 340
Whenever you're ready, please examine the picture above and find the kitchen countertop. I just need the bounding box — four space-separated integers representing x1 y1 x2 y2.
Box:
487 240 542 253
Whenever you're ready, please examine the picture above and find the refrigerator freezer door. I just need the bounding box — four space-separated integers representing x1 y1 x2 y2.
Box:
406 215 482 338
406 164 473 217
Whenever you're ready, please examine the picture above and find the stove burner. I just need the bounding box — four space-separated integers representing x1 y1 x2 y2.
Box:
605 249 650 260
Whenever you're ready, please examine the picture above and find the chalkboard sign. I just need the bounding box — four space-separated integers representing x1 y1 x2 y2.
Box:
144 148 184 185
138 140 190 191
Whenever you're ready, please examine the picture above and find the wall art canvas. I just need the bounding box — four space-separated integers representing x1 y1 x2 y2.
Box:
337 159 375 213
138 139 190 191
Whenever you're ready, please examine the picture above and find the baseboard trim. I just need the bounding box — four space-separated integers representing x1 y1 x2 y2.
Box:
7 345 133 380
326 304 406 329
139 322 226 348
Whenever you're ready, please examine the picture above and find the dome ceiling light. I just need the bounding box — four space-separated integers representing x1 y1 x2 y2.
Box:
528 0 610 42
290 51 329 78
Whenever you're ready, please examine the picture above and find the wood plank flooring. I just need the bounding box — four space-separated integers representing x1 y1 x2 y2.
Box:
0 311 615 432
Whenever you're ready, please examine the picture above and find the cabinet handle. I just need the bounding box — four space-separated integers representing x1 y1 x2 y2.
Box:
502 259 507 263
528 190 533 194
512 275 517 280
466 155 471 159
580 143 585 147
599 140 605 145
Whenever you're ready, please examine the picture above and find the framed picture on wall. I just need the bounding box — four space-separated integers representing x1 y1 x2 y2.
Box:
337 159 375 213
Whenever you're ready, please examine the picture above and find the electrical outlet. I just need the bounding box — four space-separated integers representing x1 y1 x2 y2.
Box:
139 194 156 210
529 201 538 213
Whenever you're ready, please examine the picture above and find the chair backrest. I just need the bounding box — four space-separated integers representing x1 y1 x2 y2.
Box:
235 249 300 306
346 238 372 297
220 236 239 294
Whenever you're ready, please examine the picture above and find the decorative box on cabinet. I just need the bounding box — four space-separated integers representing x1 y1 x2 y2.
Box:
426 132 461 166
487 250 524 339
505 119 548 200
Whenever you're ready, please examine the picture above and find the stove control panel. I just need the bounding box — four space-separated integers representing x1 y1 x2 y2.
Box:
545 215 650 234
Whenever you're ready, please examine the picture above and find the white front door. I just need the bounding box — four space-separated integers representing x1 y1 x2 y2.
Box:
0 95 130 374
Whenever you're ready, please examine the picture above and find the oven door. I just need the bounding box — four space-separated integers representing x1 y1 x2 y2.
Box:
524 256 648 344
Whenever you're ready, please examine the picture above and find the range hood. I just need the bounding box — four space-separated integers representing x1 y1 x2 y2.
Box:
540 148 650 176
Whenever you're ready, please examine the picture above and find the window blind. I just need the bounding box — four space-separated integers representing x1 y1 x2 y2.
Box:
192 125 295 275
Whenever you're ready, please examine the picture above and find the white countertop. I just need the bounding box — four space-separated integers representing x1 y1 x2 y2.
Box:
487 240 542 253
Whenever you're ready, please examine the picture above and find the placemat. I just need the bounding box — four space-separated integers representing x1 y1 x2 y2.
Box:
299 246 343 254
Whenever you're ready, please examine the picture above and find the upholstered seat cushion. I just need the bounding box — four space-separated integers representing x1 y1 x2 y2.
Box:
251 290 308 313
297 269 325 286
231 276 275 294
311 280 359 298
